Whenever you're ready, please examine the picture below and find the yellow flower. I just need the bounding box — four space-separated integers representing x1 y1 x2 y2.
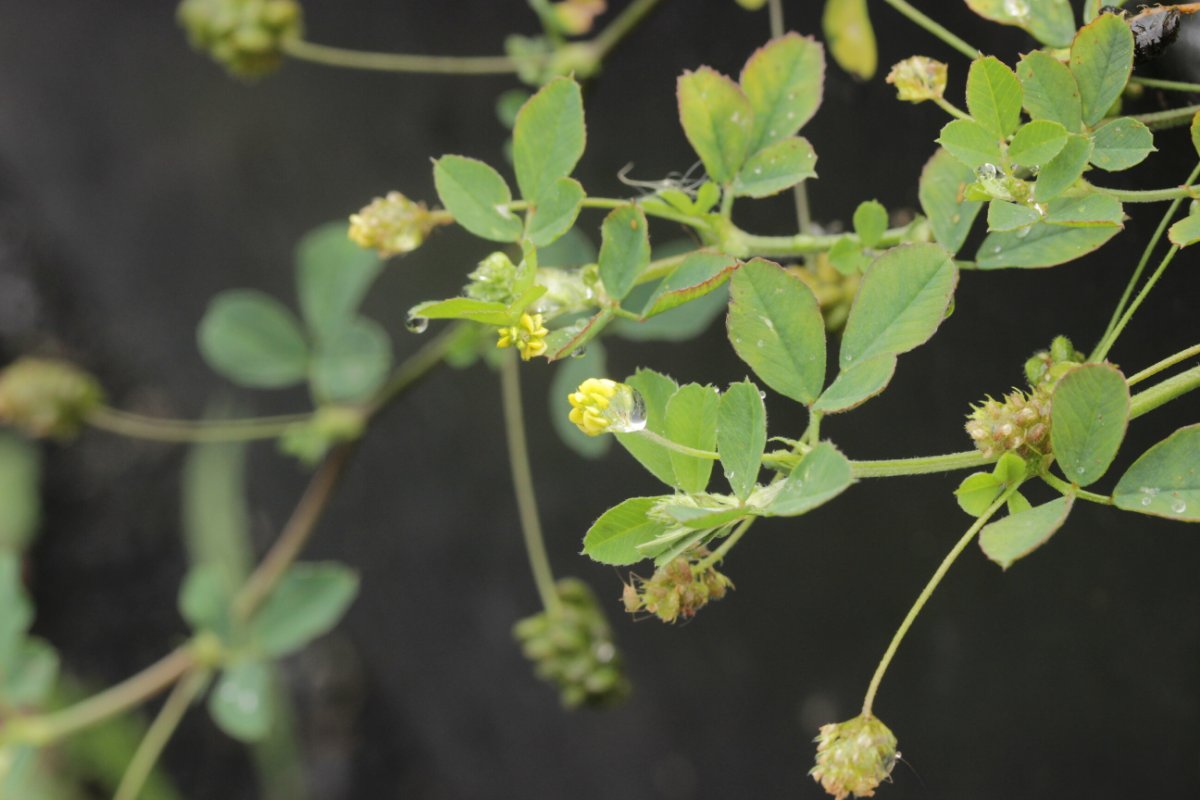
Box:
496 313 549 361
568 377 617 436
567 378 646 437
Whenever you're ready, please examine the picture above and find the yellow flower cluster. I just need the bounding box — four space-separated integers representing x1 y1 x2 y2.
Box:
567 378 619 436
496 313 549 361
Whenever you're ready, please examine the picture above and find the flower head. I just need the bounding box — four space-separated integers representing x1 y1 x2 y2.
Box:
347 191 438 257
0 358 103 439
497 313 550 361
177 0 303 77
622 548 733 623
811 714 900 799
885 56 948 103
567 378 646 436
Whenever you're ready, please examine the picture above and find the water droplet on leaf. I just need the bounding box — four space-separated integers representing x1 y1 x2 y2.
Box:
405 314 429 334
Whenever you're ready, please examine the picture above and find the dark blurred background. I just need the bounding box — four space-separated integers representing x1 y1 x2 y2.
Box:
1 1 1198 798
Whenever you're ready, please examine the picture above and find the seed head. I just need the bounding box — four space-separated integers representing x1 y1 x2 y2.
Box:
811 714 899 799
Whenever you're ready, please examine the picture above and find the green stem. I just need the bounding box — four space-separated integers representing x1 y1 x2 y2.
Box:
86 406 309 443
1092 160 1200 362
282 38 519 74
1094 244 1180 363
720 185 736 221
933 96 973 122
3 647 195 747
1131 77 1200 94
1040 471 1111 504
693 515 757 572
850 450 989 478
861 485 1015 716
113 668 210 800
634 428 720 460
1129 363 1200 419
367 323 462 417
1087 184 1193 203
728 224 908 258
767 0 785 36
1127 344 1200 386
1128 103 1200 131
499 351 561 613
590 0 668 62
232 445 355 621
877 0 979 60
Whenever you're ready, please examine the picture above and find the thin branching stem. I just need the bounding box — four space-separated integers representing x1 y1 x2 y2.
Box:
113 668 211 800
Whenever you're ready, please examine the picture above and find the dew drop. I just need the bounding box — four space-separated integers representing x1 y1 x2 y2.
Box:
1171 499 1187 514
569 345 588 359
1141 495 1153 506
405 313 429 334
758 390 767 400
756 339 765 348
1075 466 1086 475
976 163 1000 181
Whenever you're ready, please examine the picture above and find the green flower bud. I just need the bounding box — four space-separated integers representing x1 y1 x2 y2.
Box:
512 578 629 708
0 358 103 440
465 252 520 305
178 0 303 77
811 714 900 799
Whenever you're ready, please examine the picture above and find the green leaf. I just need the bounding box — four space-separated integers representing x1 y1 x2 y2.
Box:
979 495 1075 569
538 226 597 268
994 451 1028 486
1008 120 1069 167
639 251 739 319
937 119 1004 170
919 148 984 255
828 236 871 275
1044 194 1124 227
717 381 767 500
615 369 680 488
543 308 611 362
977 221 1118 268
1017 50 1083 133
0 552 32 671
295 222 382 342
665 384 720 494
197 290 310 389
966 57 1023 139
0 433 40 552
407 297 513 327
309 317 392 405
1088 117 1154 171
732 137 818 198
1112 424 1200 521
512 77 585 201
659 504 748 531
432 155 523 243
598 205 650 302
812 353 896 413
1192 110 1200 157
739 33 825 153
726 258 826 405
614 285 729 342
853 200 888 248
839 244 958 367
1070 13 1135 127
178 563 234 639
987 200 1041 232
965 0 1076 48
754 442 853 517
1007 491 1033 515
249 562 360 657
525 177 585 248
955 472 1003 517
210 661 271 742
821 0 876 80
1168 212 1200 248
582 496 672 565
1050 363 1130 486
549 342 611 460
1033 134 1093 201
677 67 754 184
3 638 58 707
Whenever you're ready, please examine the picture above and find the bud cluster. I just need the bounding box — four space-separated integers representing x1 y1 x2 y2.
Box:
622 549 733 623
177 0 302 77
791 258 862 332
513 578 629 708
0 358 103 439
347 192 437 257
965 388 1052 459
810 714 900 799
885 56 948 103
